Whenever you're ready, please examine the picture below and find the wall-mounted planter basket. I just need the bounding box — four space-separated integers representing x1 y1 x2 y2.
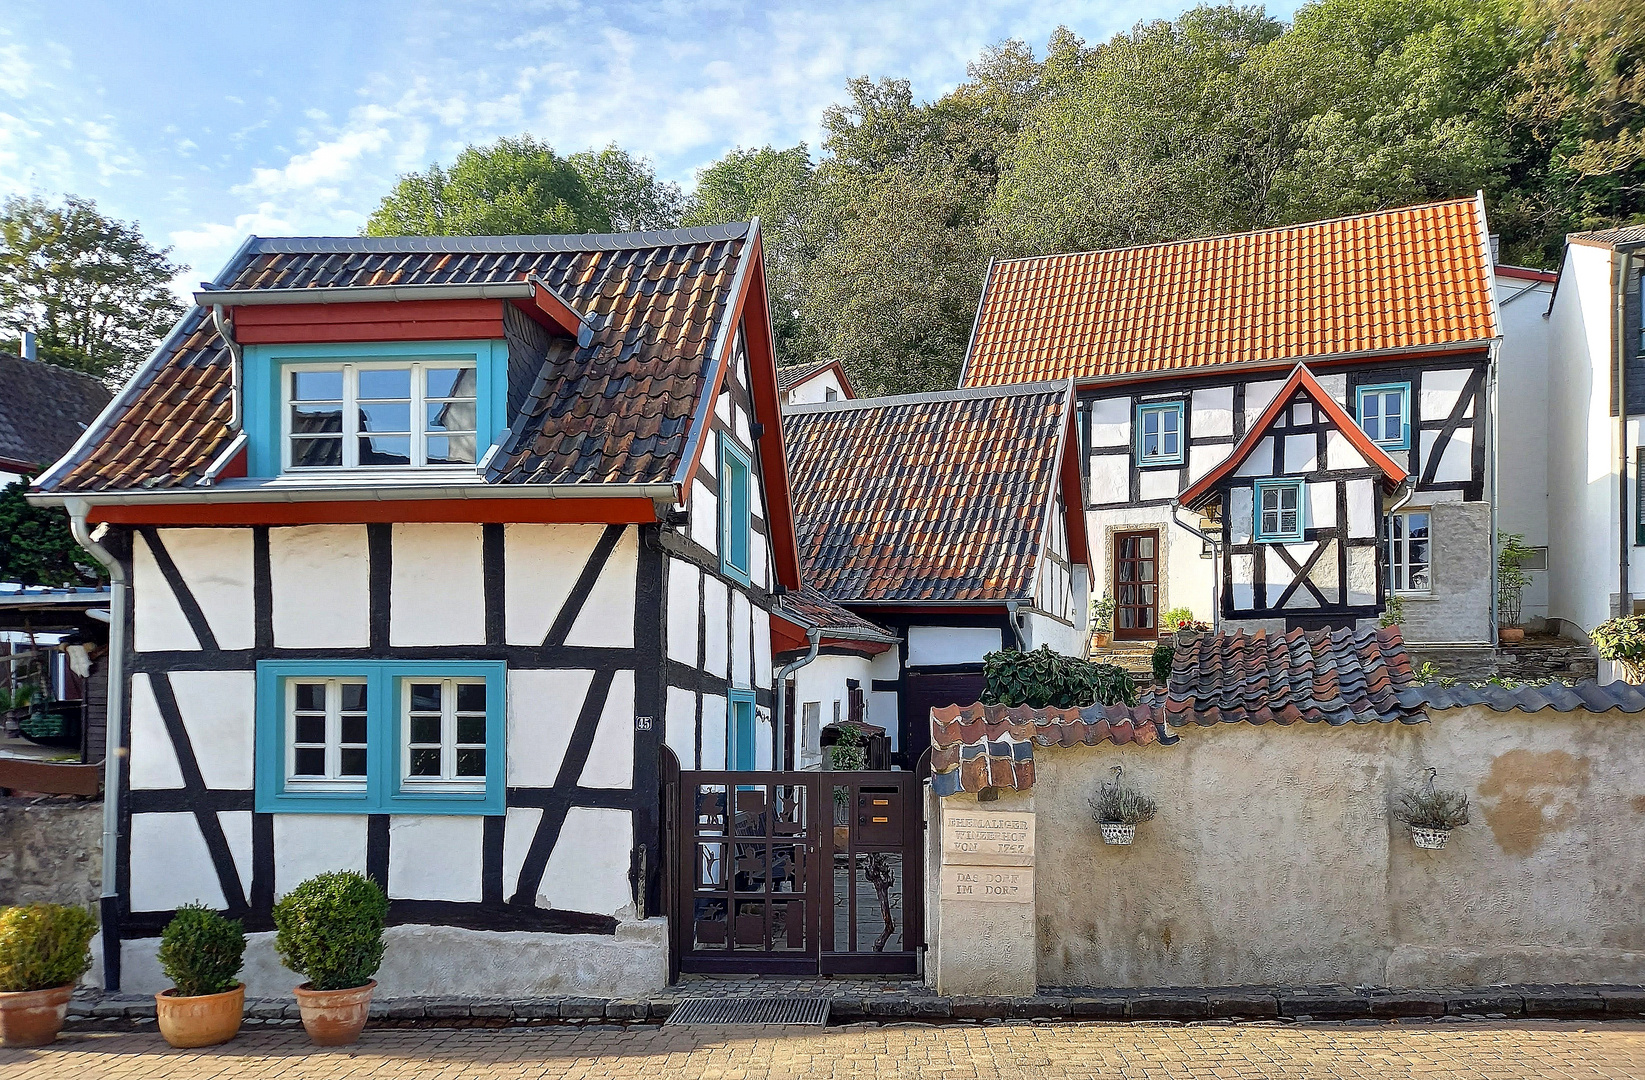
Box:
1100 822 1137 845
1410 826 1450 850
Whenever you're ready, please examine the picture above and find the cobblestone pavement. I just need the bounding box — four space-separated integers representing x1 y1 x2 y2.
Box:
4 1020 1644 1079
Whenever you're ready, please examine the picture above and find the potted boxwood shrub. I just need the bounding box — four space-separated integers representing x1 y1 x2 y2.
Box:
1089 766 1158 846
273 871 387 1046
1090 591 1115 649
1591 613 1645 684
0 904 96 1047
1393 769 1470 849
154 905 246 1048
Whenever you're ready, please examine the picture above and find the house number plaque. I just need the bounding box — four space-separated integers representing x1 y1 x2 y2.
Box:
941 810 1035 865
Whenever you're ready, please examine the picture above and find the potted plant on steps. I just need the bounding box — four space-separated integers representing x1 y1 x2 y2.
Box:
1497 532 1533 644
154 905 246 1048
1591 613 1645 684
1090 765 1158 845
1090 591 1115 650
273 871 387 1046
0 904 96 1047
1394 768 1470 849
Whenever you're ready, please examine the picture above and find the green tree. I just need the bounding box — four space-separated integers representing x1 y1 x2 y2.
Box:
366 136 608 236
568 144 684 232
0 480 103 587
0 195 184 383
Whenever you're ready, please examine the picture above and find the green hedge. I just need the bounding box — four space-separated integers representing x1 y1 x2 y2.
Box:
982 646 1138 709
0 904 96 992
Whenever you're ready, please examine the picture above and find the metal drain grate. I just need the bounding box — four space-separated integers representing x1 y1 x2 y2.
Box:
665 996 831 1026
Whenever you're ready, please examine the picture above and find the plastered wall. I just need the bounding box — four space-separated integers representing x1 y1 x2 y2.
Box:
1031 706 1645 988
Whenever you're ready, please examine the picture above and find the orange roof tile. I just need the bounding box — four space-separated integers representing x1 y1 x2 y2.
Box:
961 199 1498 388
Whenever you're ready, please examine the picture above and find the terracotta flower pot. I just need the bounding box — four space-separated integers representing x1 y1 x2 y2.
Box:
1498 627 1525 644
155 983 244 1049
1092 631 1112 649
0 984 74 1048
293 981 374 1046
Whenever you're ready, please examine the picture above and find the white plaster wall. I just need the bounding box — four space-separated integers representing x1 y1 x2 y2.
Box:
690 478 718 556
170 669 255 789
388 816 484 901
664 685 697 768
273 814 368 896
566 528 637 648
731 591 752 689
503 524 604 646
666 558 700 666
129 812 226 911
1190 387 1233 437
1022 610 1084 656
391 522 484 646
1085 505 1218 627
269 525 370 648
753 606 773 689
790 652 877 766
158 528 255 650
1546 243 1620 636
907 626 1002 667
1033 705 1645 988
1088 454 1129 505
127 674 181 789
540 806 633 915
785 367 848 404
507 668 592 787
132 532 199 652
1089 396 1130 447
700 694 727 769
578 669 635 788
702 575 729 678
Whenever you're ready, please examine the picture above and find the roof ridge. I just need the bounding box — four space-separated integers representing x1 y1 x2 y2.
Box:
989 199 1480 267
244 223 751 257
784 379 1070 416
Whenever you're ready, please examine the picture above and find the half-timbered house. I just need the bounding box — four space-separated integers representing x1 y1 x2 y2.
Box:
960 198 1501 660
782 383 1091 769
29 223 801 999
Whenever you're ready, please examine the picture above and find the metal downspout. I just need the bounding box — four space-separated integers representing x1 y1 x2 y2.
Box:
66 499 126 991
1004 601 1028 650
773 629 820 769
210 305 243 431
1618 247 1641 620
1485 342 1500 646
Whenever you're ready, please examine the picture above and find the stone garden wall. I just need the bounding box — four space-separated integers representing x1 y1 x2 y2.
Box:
0 796 101 908
1024 706 1645 989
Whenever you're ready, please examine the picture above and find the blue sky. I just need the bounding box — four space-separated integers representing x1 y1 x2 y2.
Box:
0 1 1299 292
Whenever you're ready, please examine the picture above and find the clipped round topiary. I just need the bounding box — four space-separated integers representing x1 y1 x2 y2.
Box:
158 904 246 997
272 871 387 992
0 904 97 992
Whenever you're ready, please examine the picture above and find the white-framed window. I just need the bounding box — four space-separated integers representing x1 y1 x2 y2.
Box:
1385 510 1432 593
1135 401 1184 465
401 678 489 793
285 361 477 470
1254 478 1305 542
285 678 369 792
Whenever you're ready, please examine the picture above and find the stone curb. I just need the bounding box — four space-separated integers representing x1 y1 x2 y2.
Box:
65 985 1645 1027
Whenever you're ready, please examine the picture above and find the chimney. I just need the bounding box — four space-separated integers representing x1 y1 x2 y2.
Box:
20 330 36 360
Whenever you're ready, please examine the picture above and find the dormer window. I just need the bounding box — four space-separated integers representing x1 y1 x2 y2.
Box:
285 362 478 470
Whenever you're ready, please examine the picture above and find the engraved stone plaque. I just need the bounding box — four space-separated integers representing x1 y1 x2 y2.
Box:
940 865 1034 904
941 810 1035 865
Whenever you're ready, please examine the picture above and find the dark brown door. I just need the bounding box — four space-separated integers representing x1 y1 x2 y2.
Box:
1114 530 1160 640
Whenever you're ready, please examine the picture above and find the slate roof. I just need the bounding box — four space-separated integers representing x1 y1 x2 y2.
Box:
929 702 1174 797
1567 224 1645 250
783 383 1073 604
0 355 112 472
777 585 897 642
777 359 834 393
961 198 1497 388
40 225 755 492
1163 624 1427 727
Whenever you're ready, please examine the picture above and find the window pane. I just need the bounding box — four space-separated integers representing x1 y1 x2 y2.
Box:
359 435 411 465
425 367 476 398
457 715 485 744
294 748 325 776
1143 411 1159 436
1262 487 1279 510
410 683 441 711
340 748 368 777
357 368 411 399
357 402 411 433
295 714 325 744
456 748 485 777
426 400 477 433
340 683 367 711
1139 537 1154 557
1281 486 1297 510
410 748 440 776
1142 432 1158 456
291 370 343 401
340 714 367 744
456 683 486 712
291 437 342 467
410 715 440 744
425 436 476 465
1280 510 1297 532
291 403 344 434
294 683 326 711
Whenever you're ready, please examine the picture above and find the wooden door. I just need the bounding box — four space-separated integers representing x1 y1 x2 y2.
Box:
1114 530 1160 640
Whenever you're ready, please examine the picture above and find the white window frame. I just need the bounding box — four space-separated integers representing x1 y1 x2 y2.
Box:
400 677 489 794
1136 401 1184 466
282 360 478 472
1385 509 1433 594
284 678 369 793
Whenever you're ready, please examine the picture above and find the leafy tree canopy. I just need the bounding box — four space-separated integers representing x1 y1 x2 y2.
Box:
0 480 103 587
0 195 184 383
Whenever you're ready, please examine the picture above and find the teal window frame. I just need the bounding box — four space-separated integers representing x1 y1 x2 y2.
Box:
1135 401 1185 466
1254 478 1306 543
727 689 757 771
719 439 753 585
243 339 509 478
254 659 506 815
1355 382 1411 450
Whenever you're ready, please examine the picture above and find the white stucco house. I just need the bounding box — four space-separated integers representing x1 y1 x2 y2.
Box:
777 358 856 407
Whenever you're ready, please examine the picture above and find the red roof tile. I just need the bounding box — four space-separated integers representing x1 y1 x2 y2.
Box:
962 199 1497 388
929 702 1173 796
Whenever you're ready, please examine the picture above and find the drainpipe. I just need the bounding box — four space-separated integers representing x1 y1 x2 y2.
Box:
1169 503 1221 633
773 629 820 770
210 305 243 431
65 498 126 991
1003 601 1028 650
1616 243 1645 623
